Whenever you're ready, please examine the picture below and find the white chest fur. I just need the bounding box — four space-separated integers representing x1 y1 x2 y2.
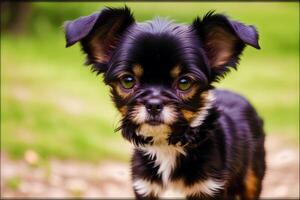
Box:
134 142 223 198
133 177 224 198
135 144 223 197
140 145 185 185
133 91 223 197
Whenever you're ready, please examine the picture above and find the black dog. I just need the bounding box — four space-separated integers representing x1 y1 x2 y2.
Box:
64 7 266 200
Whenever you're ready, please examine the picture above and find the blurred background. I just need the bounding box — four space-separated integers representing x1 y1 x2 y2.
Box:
1 2 299 198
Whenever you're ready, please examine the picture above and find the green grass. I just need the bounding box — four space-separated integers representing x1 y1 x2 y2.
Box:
1 2 299 161
6 176 22 191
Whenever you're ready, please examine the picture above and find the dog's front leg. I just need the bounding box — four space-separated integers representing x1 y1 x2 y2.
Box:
132 178 161 200
186 194 226 200
133 189 159 200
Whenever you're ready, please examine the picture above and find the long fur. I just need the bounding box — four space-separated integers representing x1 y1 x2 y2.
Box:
65 7 266 200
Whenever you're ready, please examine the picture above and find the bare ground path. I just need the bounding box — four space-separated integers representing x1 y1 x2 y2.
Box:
1 135 299 198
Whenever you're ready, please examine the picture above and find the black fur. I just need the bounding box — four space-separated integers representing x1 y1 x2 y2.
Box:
65 6 266 200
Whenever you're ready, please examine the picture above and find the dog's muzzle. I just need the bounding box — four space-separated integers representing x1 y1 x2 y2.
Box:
129 87 178 126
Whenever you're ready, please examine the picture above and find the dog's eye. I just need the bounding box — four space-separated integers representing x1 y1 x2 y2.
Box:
120 75 135 89
177 77 192 91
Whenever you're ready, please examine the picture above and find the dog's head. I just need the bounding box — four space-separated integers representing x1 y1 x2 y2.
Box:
64 7 259 146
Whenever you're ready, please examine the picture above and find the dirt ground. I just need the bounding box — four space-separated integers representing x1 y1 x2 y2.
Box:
1 135 299 198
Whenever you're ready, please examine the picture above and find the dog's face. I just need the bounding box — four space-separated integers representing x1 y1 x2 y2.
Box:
64 7 259 146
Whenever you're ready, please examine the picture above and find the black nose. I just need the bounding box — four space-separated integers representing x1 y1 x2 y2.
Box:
146 99 163 115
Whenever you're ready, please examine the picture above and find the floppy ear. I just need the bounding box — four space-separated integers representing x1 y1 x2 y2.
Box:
64 6 135 73
192 11 260 80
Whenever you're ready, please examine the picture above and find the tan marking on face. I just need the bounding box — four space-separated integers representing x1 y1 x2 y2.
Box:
118 106 128 116
182 109 195 122
179 85 198 101
115 84 131 99
182 91 209 122
244 169 258 200
170 65 181 78
133 64 143 77
181 90 215 127
189 91 214 128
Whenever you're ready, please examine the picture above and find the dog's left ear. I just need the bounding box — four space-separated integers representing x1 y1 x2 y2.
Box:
64 6 135 73
192 12 260 80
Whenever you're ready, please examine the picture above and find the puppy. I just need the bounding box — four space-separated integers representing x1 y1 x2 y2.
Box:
64 6 266 200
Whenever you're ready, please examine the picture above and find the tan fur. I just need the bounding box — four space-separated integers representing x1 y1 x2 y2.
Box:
133 64 143 77
119 106 127 116
190 91 214 128
244 169 258 200
181 91 214 126
182 109 195 122
137 124 171 144
112 77 133 99
170 65 181 78
179 85 198 101
200 90 210 100
115 84 131 98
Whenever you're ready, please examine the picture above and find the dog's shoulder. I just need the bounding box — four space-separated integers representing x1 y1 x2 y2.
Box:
213 89 255 112
212 88 264 126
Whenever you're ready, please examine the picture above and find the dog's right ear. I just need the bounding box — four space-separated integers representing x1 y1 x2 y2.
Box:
192 11 260 82
64 6 135 73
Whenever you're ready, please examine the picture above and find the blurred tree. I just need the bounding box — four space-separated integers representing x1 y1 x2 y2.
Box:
1 2 32 35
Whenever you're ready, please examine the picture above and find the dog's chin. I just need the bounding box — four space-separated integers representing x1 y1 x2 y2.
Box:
135 121 172 145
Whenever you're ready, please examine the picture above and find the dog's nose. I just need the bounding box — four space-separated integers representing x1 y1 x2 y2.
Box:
145 99 163 115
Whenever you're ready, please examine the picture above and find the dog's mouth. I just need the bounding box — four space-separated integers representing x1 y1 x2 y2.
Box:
144 113 164 125
146 119 163 126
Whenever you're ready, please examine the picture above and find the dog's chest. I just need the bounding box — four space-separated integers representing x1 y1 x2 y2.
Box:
135 145 224 197
141 145 184 185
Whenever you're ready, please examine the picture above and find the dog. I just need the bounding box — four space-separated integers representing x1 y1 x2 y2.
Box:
64 6 266 200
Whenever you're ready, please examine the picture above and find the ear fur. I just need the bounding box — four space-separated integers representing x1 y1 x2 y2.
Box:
64 6 135 73
193 11 260 81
